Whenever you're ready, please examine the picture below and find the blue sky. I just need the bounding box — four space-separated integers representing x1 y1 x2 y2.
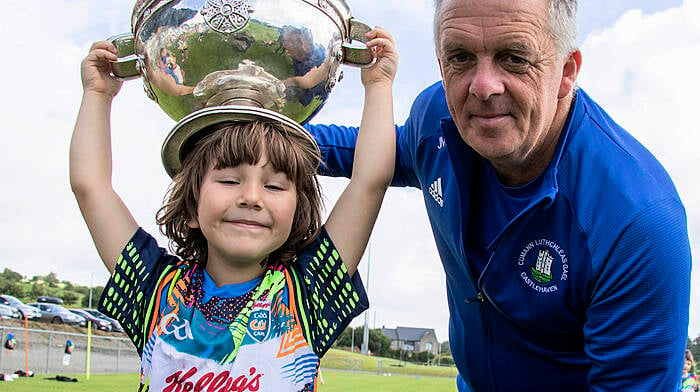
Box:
0 0 697 343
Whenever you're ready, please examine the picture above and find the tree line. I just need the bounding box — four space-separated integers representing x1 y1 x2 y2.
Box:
333 326 455 365
688 335 700 370
0 268 103 308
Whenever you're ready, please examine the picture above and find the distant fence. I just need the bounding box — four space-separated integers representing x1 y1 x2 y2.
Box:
0 325 140 375
0 324 457 379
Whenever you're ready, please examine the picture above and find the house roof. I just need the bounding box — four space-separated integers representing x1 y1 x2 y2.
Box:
381 327 398 340
381 326 436 342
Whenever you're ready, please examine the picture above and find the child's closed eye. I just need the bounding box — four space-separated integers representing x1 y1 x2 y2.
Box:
264 183 286 191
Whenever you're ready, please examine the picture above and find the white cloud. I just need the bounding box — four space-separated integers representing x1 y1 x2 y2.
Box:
578 0 700 337
1 1 133 286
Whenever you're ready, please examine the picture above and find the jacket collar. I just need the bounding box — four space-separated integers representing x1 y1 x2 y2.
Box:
440 88 587 209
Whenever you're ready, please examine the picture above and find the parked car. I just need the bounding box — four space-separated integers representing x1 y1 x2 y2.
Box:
0 304 20 319
82 308 124 333
0 295 42 320
69 309 111 331
27 303 84 325
36 295 64 304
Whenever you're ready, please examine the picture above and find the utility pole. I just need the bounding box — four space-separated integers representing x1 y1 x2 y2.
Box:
88 272 94 308
350 326 355 352
361 243 371 355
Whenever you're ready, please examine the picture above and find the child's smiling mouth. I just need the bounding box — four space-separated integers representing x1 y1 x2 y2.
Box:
226 219 269 229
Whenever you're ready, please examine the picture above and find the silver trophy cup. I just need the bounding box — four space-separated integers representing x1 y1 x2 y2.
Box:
110 0 373 177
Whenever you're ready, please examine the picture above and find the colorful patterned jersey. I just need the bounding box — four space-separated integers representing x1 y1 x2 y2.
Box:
683 374 700 392
98 227 368 391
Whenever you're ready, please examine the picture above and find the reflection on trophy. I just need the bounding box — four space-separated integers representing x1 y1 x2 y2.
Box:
110 0 374 177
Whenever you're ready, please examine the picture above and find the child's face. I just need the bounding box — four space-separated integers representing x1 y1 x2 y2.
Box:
189 153 297 270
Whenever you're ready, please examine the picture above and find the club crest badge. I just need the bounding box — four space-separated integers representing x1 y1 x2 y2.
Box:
201 0 255 34
517 238 569 294
531 249 554 284
247 304 271 343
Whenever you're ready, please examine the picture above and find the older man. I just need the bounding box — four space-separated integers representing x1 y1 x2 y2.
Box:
306 0 691 390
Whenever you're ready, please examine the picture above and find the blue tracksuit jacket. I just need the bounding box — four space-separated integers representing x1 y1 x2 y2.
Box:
305 82 691 391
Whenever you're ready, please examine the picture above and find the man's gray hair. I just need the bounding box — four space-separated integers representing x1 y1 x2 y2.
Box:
433 0 578 58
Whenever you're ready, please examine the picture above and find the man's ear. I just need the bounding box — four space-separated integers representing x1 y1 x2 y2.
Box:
558 49 582 99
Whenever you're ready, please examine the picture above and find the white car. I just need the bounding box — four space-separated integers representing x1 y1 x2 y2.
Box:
0 295 41 320
0 304 20 319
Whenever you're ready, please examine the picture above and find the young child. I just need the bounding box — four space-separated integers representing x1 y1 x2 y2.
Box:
683 350 699 392
70 28 397 391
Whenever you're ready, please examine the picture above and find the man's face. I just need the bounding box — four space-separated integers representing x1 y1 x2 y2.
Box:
283 32 311 61
436 0 574 179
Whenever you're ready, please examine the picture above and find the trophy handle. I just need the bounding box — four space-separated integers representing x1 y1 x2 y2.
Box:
341 19 375 68
107 33 141 81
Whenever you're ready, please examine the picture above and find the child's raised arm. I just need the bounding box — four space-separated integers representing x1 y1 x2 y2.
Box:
70 41 139 274
325 27 398 275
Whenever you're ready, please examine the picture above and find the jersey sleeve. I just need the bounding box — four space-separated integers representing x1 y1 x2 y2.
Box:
584 198 691 391
97 228 179 354
288 226 369 357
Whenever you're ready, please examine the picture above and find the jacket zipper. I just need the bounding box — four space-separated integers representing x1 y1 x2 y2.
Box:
475 208 540 392
465 292 484 304
464 290 496 391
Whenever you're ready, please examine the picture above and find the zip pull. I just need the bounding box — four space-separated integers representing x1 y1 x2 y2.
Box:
465 292 484 304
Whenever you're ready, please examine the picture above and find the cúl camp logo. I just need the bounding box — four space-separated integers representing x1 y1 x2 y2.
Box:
247 301 271 343
517 238 569 294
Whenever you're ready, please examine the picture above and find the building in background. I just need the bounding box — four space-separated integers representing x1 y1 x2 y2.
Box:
381 326 439 356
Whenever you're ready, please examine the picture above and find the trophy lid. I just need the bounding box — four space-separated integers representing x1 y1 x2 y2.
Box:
161 106 319 178
131 0 355 38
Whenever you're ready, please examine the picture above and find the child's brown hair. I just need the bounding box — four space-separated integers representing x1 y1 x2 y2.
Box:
156 120 323 267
